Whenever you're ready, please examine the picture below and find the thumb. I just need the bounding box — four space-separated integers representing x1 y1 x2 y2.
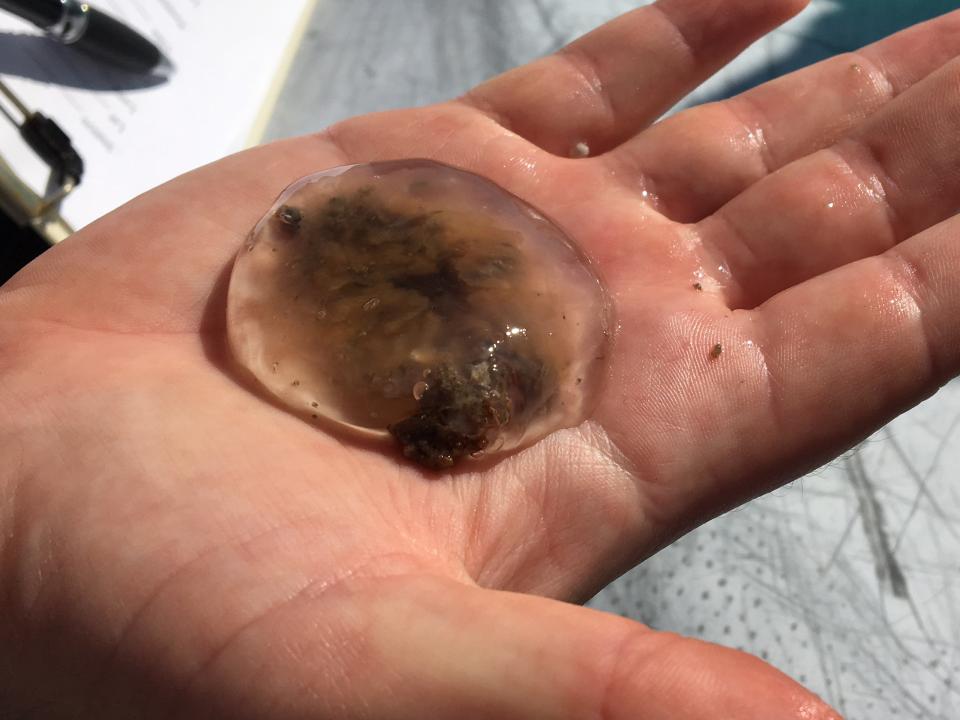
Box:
361 576 844 719
220 573 844 719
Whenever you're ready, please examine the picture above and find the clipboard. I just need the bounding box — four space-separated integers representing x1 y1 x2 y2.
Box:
0 0 319 232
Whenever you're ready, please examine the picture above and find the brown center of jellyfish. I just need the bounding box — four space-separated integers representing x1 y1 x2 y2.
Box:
227 160 611 470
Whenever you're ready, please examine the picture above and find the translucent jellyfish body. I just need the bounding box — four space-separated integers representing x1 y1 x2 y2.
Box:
227 160 611 469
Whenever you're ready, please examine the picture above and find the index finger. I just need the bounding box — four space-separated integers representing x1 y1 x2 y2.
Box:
464 0 809 157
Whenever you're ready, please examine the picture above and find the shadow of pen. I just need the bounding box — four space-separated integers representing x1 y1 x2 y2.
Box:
0 31 168 91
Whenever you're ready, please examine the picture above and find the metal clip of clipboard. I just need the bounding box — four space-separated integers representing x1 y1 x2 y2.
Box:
0 77 81 245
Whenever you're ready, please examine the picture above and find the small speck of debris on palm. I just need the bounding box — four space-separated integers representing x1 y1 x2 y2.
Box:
693 282 703 291
710 343 723 359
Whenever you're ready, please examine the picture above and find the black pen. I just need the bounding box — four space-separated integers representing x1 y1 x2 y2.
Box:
0 0 174 77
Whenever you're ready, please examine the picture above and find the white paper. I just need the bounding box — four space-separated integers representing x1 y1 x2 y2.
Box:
0 0 312 228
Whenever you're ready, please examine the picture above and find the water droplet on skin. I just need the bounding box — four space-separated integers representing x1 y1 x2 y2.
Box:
226 159 612 469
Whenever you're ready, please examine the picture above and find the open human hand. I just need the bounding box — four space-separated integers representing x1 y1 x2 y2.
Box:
4 1 960 717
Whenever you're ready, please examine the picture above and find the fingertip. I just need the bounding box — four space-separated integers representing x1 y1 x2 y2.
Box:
644 0 811 86
779 0 813 17
746 0 812 24
607 632 845 720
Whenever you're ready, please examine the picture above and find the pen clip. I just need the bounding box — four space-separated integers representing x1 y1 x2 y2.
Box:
0 78 80 243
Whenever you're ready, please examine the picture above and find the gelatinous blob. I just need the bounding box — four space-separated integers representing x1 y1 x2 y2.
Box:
227 159 611 469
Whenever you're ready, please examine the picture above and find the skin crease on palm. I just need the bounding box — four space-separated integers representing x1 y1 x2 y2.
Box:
4 0 960 716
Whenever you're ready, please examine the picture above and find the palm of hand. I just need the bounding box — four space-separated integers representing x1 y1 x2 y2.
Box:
4 2 960 718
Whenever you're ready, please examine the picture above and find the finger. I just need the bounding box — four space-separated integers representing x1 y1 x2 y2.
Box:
187 574 842 720
735 212 960 509
464 0 808 157
697 55 960 309
617 8 960 221
614 212 960 546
